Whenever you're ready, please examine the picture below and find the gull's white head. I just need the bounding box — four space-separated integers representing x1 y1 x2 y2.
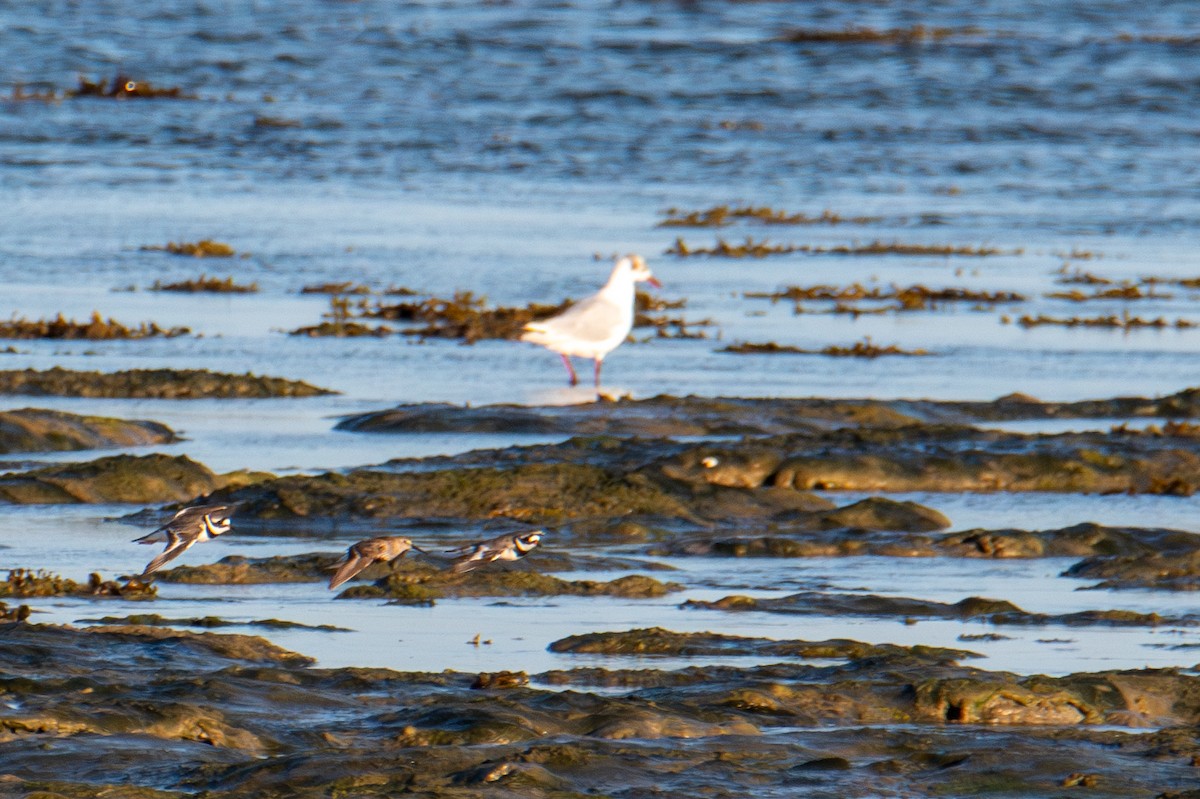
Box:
621 253 661 288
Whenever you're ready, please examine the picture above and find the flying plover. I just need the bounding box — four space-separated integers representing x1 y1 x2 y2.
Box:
133 503 235 578
447 530 545 574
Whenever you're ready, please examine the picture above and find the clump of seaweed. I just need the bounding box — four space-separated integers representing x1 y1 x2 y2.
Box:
659 205 881 228
1054 265 1112 285
668 238 1010 258
289 296 393 337
0 568 154 599
150 275 258 293
300 282 374 295
290 288 707 343
720 337 929 358
8 84 59 103
366 291 571 343
0 312 190 340
666 237 798 257
142 239 237 258
1111 420 1200 438
779 26 967 44
1045 285 1171 302
1013 313 1197 330
1141 275 1200 289
69 75 188 99
253 115 303 128
0 600 31 622
745 283 1024 313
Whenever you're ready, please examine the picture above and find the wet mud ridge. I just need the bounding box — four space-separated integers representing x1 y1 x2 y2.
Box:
336 387 1200 436
1 623 1198 798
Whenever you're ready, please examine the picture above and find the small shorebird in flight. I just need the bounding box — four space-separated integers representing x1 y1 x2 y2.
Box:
447 530 545 573
328 536 425 590
133 503 235 577
520 254 660 388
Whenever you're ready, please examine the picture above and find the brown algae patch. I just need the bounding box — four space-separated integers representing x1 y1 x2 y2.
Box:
1013 312 1197 330
719 338 930 357
745 282 1025 309
150 274 258 293
69 75 189 99
1045 285 1173 302
659 205 881 227
292 290 708 342
141 239 236 257
668 237 1012 258
0 367 334 398
0 313 190 340
1 569 155 599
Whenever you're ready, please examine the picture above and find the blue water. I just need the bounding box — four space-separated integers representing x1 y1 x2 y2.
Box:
2 0 1200 678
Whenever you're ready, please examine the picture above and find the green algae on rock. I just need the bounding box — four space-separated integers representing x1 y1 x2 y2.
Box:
0 407 176 454
0 454 240 504
155 553 339 584
0 367 335 398
339 569 681 601
210 461 693 524
549 627 978 662
684 591 1192 628
335 387 1200 438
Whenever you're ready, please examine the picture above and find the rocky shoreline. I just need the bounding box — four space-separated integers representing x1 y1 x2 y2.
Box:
0 623 1196 798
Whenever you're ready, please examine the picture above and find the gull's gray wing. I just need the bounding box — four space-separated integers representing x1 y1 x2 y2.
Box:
531 294 624 343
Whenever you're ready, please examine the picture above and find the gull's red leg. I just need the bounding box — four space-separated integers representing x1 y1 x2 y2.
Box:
561 354 579 386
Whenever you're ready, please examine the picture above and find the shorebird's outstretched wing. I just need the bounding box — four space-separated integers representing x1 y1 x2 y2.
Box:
139 531 197 577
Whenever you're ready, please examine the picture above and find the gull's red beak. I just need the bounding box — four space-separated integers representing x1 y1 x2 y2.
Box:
647 276 662 289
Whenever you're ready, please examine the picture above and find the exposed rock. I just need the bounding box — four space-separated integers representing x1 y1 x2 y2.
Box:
684 591 1192 627
1 624 1199 798
0 454 233 504
549 627 977 662
336 388 1200 437
0 407 176 454
340 569 682 601
0 367 335 398
209 462 695 524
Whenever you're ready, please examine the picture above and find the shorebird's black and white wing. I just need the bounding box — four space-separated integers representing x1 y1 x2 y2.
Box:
133 503 235 577
448 531 544 573
139 531 199 577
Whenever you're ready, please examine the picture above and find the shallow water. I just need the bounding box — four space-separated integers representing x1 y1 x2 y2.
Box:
3 0 1200 681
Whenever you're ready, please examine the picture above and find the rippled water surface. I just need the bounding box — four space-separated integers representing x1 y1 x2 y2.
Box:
2 0 1200 677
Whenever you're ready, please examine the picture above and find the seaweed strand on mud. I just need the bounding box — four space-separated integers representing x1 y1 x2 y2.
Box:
659 205 882 227
667 238 1015 258
0 312 190 340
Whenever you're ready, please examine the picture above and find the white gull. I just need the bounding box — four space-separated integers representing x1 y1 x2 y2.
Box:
520 254 660 387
